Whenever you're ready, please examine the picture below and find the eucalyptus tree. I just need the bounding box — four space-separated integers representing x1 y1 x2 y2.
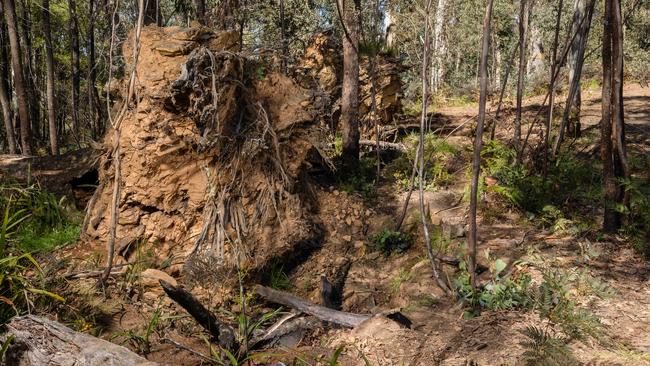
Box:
339 0 361 169
42 0 58 155
0 8 16 154
1 0 31 155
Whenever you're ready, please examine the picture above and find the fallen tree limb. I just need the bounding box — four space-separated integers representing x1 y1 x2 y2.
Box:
0 148 101 196
3 315 157 366
359 139 407 152
159 280 235 350
250 315 320 349
255 285 370 327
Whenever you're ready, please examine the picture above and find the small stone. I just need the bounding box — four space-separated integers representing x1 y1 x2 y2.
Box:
354 240 364 248
342 235 352 242
345 217 352 226
333 190 340 196
143 291 160 303
140 268 177 288
367 252 380 260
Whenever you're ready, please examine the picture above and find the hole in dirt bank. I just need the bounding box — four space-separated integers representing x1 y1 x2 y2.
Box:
254 227 325 288
70 169 99 209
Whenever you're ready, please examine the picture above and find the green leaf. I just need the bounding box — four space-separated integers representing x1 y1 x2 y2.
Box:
27 288 65 302
328 346 344 366
494 259 507 275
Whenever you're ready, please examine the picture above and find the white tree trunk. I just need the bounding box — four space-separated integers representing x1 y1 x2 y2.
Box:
431 0 447 91
567 0 590 120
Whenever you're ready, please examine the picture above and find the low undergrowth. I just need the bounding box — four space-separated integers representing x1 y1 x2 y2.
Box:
454 251 611 365
370 228 413 256
0 183 79 324
387 133 460 191
480 141 599 236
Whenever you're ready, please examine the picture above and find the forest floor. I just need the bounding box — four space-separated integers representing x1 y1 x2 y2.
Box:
49 83 650 366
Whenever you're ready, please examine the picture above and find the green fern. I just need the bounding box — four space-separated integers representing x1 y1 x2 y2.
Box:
520 326 578 366
536 269 603 341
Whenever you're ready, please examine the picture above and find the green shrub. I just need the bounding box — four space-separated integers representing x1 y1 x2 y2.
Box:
370 229 413 256
387 133 459 191
536 269 603 341
454 258 534 312
481 141 598 216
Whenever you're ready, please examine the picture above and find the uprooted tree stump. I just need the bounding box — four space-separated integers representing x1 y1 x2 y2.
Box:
2 315 158 366
83 25 328 286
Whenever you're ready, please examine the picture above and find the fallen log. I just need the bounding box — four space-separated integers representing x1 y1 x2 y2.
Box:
359 139 407 152
256 285 371 328
0 148 101 197
2 315 158 366
159 280 235 350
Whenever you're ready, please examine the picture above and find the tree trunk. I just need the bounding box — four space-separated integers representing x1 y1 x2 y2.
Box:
431 0 447 92
68 0 80 141
2 0 31 155
340 0 360 170
87 0 103 139
544 0 563 177
566 0 588 137
552 0 594 157
42 0 57 155
194 0 206 25
601 0 618 232
490 43 517 140
18 0 39 144
492 34 501 89
468 0 494 291
514 0 528 160
0 12 16 154
144 0 160 26
611 0 629 213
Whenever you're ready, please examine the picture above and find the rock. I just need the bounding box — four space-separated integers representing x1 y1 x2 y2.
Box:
142 291 161 303
441 216 466 239
342 235 352 242
140 268 177 288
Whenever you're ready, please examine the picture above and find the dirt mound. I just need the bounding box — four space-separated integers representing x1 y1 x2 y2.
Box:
84 25 326 284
